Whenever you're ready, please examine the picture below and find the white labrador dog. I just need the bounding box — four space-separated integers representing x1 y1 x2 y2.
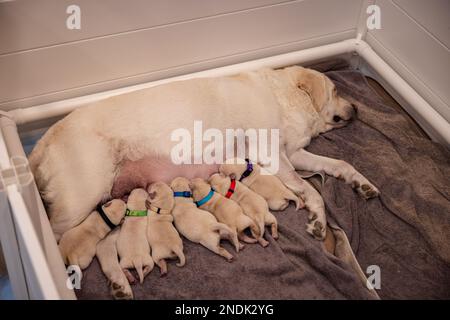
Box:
29 66 379 241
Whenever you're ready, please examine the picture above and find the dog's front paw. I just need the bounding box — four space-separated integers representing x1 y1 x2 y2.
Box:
110 278 133 300
352 179 380 199
306 211 326 240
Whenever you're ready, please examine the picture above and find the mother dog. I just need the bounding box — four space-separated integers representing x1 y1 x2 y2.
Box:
29 66 379 241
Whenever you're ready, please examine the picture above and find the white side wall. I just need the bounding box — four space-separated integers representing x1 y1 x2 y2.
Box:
366 0 450 121
0 0 362 111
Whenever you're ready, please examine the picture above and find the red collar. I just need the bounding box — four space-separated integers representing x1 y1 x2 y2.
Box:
225 179 236 198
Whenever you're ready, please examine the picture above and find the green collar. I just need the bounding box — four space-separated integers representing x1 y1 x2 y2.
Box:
125 208 148 217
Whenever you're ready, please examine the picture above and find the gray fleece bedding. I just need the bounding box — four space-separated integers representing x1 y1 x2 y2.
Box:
76 68 450 300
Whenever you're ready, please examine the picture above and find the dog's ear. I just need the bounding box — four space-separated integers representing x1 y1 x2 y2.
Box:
145 199 152 209
148 191 156 200
296 69 327 112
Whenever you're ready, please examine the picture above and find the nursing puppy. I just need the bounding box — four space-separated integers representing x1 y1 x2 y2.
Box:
170 177 240 261
96 229 133 300
220 159 301 211
190 178 259 245
209 173 278 247
117 188 154 284
59 199 126 269
146 182 185 276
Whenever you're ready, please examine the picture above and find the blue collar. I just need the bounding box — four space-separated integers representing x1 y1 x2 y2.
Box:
195 189 214 207
174 191 192 198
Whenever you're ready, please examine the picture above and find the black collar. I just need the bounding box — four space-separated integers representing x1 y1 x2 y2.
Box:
96 203 117 230
239 159 254 181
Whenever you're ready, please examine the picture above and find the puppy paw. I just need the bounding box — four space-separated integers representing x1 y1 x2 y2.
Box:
306 212 326 240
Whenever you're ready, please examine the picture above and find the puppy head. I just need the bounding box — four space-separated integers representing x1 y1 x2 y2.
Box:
146 182 174 212
127 188 148 210
285 66 356 131
170 177 191 192
189 178 211 201
208 173 230 195
219 158 247 179
101 199 127 225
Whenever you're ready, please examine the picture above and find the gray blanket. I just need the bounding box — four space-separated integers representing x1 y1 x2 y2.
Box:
76 69 450 300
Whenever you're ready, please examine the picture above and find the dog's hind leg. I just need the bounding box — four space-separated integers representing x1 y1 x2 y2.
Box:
200 240 233 262
38 136 117 239
265 211 278 239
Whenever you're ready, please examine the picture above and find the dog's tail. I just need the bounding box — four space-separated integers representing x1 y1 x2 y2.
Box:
173 247 185 267
213 223 240 252
132 257 145 284
285 189 303 210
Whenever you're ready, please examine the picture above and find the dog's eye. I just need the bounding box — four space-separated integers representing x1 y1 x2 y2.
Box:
333 115 342 123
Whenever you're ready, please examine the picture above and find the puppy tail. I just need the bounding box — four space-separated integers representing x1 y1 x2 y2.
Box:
286 190 303 210
132 258 144 284
173 247 186 267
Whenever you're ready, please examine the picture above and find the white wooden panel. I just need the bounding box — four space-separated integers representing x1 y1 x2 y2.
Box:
367 0 450 120
0 0 361 107
0 0 290 54
393 0 450 48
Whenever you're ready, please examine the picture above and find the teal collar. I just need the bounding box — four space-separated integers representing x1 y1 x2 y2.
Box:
195 189 214 207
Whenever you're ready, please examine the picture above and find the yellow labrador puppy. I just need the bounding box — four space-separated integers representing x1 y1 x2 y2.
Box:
220 158 301 211
96 228 133 300
146 182 185 276
117 188 154 284
59 199 126 269
170 177 241 262
190 178 259 245
209 173 278 247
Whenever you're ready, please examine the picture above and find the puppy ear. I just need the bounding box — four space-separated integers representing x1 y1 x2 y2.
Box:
145 199 152 209
148 191 156 200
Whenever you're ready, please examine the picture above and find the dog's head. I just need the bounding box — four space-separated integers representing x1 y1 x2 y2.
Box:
127 188 149 210
146 182 174 212
101 199 127 225
189 178 211 201
208 172 231 195
285 66 356 130
219 158 247 180
170 177 191 192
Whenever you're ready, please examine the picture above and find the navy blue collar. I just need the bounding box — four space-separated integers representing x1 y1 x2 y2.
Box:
174 191 192 198
195 189 214 207
239 159 254 181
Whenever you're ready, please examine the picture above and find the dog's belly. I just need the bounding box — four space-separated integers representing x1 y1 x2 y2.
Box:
111 156 219 198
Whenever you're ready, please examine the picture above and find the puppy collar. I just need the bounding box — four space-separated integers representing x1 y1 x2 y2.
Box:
125 209 147 217
239 159 253 182
173 191 192 198
225 179 236 198
195 188 214 207
96 203 118 230
148 205 170 215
